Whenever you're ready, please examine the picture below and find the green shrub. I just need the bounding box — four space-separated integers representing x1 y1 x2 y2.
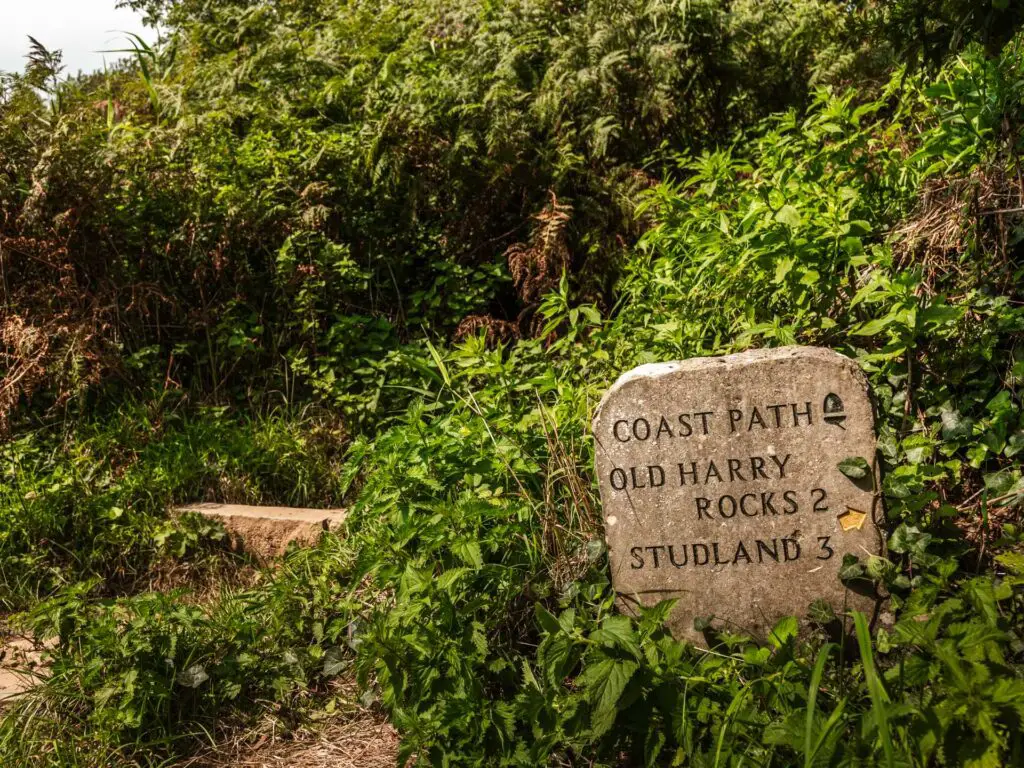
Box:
1 0 872 429
0 403 348 609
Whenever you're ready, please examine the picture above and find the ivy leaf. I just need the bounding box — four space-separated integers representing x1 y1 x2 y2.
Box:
940 408 973 441
838 456 870 479
808 598 836 624
322 646 347 676
177 664 209 688
984 469 1020 496
693 615 713 633
889 525 931 556
866 555 893 581
987 390 1014 419
586 538 606 562
839 554 865 581
902 434 933 464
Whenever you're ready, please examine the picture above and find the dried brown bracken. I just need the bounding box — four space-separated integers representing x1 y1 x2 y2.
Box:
453 314 520 345
505 192 573 304
0 235 112 436
892 167 1023 293
0 314 49 436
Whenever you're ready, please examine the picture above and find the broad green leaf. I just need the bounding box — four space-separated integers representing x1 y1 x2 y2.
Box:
851 315 895 336
177 664 209 688
322 647 347 676
984 469 1020 496
839 554 865 581
580 657 638 737
852 612 895 768
775 204 802 228
769 615 798 649
838 456 870 479
940 409 973 441
592 615 641 659
535 605 561 635
454 540 483 569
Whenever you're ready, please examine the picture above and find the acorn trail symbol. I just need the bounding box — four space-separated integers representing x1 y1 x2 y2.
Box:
823 393 847 429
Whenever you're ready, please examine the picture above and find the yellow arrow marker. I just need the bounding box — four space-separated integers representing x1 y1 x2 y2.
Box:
838 508 868 532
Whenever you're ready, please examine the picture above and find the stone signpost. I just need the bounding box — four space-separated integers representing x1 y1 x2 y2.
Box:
593 347 882 642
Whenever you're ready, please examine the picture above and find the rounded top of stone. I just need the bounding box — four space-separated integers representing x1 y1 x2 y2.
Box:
593 346 866 430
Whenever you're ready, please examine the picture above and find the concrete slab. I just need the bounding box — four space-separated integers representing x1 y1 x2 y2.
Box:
0 636 49 705
176 503 347 561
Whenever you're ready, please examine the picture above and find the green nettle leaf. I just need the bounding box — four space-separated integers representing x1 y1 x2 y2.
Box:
637 598 677 632
580 656 638 737
535 605 562 635
744 646 772 665
838 456 870 479
454 540 484 569
437 567 470 589
592 615 641 659
538 631 575 687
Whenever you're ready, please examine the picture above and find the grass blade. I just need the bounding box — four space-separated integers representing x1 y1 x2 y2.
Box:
804 642 834 768
852 611 895 767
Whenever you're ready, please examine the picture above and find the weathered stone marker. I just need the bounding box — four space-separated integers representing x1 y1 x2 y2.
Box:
593 347 881 643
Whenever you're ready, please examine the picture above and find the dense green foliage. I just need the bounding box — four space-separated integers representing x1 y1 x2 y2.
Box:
1 0 876 429
2 1 1024 766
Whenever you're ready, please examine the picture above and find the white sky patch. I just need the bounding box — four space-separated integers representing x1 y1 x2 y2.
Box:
0 0 157 77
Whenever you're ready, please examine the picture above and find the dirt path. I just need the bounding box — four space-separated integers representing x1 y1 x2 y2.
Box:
0 633 48 705
177 707 399 768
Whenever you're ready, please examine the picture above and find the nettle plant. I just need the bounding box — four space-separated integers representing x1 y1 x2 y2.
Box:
336 47 1024 765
